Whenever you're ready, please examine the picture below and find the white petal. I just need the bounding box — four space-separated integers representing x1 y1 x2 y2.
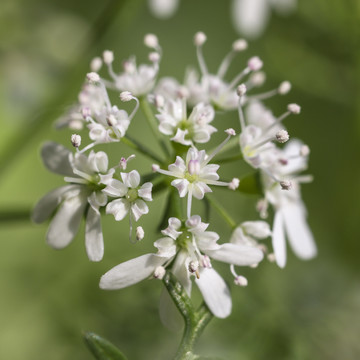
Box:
171 178 189 197
85 206 104 262
138 182 153 201
192 182 212 199
102 179 128 197
106 199 130 221
242 221 271 239
195 268 231 318
148 0 179 19
41 142 74 176
99 254 165 289
131 199 149 221
89 151 108 173
272 210 287 268
32 185 78 223
46 193 87 249
232 0 271 39
206 243 264 266
154 237 177 258
171 128 192 146
121 170 140 188
282 204 317 260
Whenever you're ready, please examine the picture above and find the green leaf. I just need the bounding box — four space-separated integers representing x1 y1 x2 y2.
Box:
238 172 263 195
83 332 128 360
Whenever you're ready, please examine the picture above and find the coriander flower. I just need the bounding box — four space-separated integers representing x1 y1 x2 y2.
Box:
102 170 153 223
262 140 317 267
155 131 235 218
156 98 217 145
100 215 264 319
32 142 114 261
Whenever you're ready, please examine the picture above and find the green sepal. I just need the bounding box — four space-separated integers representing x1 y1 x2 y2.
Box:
83 332 128 360
238 171 263 195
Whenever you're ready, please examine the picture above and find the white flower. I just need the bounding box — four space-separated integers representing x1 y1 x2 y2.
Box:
156 99 217 145
263 140 317 267
155 142 231 218
100 215 264 320
102 170 153 222
32 142 113 261
232 0 297 39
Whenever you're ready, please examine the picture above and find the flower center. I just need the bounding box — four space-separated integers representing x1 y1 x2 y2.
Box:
176 229 192 250
126 188 138 202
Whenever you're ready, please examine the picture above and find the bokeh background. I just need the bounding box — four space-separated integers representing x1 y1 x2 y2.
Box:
0 0 359 359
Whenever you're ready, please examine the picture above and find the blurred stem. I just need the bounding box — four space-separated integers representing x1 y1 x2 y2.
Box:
0 209 30 223
216 153 243 164
208 134 239 156
207 195 237 229
0 0 144 182
163 272 213 360
139 98 173 158
122 135 164 163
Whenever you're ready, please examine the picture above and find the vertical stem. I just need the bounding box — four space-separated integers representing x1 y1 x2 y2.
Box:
163 272 213 360
206 195 237 230
139 98 172 158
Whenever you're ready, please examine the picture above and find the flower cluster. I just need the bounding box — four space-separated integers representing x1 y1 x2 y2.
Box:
33 32 316 322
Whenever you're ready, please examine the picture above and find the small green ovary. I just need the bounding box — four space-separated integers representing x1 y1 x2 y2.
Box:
176 229 192 250
184 172 198 183
126 188 138 202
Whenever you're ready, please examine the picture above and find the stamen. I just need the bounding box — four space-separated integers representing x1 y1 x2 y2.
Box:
275 130 290 143
228 178 240 190
187 187 193 219
154 266 166 279
144 33 159 49
234 275 248 287
119 92 140 121
237 84 246 130
194 32 208 76
103 50 114 65
278 81 291 95
204 129 236 165
86 72 100 83
71 134 81 149
136 226 145 241
280 180 292 190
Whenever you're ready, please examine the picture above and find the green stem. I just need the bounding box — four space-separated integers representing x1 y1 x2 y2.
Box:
206 195 237 229
139 98 172 158
208 134 239 156
163 272 213 360
122 135 164 163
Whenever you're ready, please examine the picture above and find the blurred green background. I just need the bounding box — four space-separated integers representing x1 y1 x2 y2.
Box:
0 0 359 359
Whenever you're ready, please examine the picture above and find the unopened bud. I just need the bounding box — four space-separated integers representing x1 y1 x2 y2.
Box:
154 266 166 279
278 81 291 95
275 130 289 143
280 180 292 190
120 91 133 102
71 134 81 148
287 103 301 114
228 178 240 190
225 128 236 136
136 226 145 241
248 56 263 71
194 31 207 46
232 39 248 52
236 84 247 97
86 72 100 83
90 57 102 72
234 275 248 287
144 33 159 48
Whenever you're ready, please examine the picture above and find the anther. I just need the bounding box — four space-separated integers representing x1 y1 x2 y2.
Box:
234 275 248 287
71 134 81 148
280 180 292 190
278 81 291 95
275 130 290 143
152 164 160 172
228 178 240 190
194 31 207 46
232 39 248 52
225 128 236 136
120 91 133 102
287 103 301 114
86 72 100 83
103 50 114 65
236 84 247 97
248 56 263 71
106 114 117 127
148 52 160 63
144 34 159 48
90 57 102 72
